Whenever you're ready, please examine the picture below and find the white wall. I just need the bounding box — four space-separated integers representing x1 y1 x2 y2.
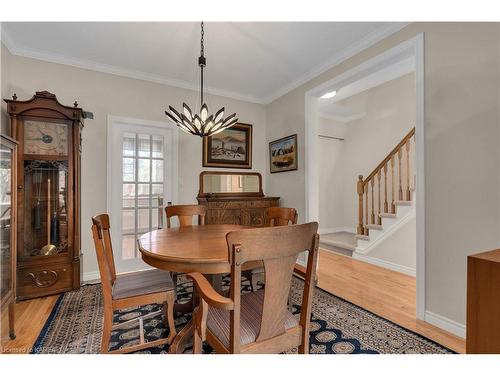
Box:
1 45 267 280
317 117 347 232
266 23 500 329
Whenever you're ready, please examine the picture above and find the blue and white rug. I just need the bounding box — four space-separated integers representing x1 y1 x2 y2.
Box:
32 277 454 354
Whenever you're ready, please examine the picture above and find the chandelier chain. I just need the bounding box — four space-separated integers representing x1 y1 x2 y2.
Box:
200 22 204 57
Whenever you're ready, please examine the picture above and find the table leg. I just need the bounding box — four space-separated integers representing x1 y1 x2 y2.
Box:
169 273 223 354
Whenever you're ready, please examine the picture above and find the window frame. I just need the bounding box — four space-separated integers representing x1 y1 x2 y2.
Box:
107 116 178 273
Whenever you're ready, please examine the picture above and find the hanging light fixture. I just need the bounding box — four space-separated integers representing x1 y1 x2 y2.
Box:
165 22 238 137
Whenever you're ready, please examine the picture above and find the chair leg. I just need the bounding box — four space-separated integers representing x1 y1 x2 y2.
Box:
193 326 203 354
165 292 177 344
101 308 113 354
298 332 309 354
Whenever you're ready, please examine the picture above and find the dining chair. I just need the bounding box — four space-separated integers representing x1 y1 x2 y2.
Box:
188 222 319 354
91 214 177 354
244 207 299 291
165 204 207 300
268 206 298 227
165 204 206 228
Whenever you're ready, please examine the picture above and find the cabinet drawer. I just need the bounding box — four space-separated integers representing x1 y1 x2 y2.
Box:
17 263 72 299
206 201 246 209
207 209 242 225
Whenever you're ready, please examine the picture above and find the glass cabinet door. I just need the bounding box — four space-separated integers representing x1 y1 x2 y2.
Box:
0 143 13 300
23 160 69 257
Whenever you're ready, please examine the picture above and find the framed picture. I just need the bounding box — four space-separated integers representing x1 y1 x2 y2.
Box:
203 123 252 169
269 134 298 173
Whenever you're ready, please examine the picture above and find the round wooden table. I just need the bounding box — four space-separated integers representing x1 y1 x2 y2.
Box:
138 224 250 353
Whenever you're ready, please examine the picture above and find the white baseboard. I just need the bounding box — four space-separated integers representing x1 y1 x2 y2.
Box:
352 252 416 277
319 226 356 235
82 271 100 284
424 310 466 339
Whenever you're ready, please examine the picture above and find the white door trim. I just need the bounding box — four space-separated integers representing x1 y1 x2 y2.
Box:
106 115 178 273
304 34 426 320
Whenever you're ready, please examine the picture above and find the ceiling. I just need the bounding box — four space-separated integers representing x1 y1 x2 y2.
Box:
1 22 407 104
318 56 415 121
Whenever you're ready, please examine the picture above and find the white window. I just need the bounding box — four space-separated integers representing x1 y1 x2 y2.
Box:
107 117 177 273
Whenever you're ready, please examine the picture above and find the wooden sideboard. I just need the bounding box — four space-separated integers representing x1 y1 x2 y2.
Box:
197 196 280 227
466 248 500 353
197 171 279 227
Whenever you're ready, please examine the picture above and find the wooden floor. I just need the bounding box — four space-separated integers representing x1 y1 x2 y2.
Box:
1 249 465 354
317 250 465 353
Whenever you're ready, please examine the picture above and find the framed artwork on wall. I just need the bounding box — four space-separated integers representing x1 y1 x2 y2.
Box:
269 134 298 173
202 123 252 169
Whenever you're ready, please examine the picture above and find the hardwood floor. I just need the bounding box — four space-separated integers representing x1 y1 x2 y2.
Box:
1 295 58 354
317 249 465 353
1 249 465 354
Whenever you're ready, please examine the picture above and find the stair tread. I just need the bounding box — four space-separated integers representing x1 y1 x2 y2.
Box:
320 238 356 251
355 234 369 241
366 224 383 230
394 200 412 206
379 213 397 218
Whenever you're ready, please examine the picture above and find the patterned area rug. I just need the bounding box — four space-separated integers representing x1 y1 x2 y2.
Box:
32 277 454 354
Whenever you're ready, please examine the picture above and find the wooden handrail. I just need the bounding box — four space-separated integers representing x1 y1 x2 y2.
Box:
357 127 415 235
362 127 415 186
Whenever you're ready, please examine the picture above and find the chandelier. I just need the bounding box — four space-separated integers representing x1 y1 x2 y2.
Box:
165 22 238 137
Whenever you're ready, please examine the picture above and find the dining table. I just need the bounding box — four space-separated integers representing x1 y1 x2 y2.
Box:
138 224 255 353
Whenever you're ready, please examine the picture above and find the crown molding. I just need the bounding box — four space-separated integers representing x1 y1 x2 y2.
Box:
2 22 409 106
1 26 266 105
262 22 410 104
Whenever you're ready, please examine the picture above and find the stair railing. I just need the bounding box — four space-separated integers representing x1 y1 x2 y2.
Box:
357 127 415 235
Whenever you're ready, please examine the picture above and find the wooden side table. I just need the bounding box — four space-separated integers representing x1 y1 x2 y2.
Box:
466 248 500 353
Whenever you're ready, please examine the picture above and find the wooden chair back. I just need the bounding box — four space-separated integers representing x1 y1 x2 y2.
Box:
165 204 206 228
225 222 319 352
91 214 117 306
267 207 298 227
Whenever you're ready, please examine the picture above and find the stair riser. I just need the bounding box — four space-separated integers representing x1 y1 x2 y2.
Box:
356 201 415 250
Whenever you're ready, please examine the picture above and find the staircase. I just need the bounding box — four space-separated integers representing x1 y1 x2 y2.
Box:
353 127 416 270
356 127 414 236
320 127 416 272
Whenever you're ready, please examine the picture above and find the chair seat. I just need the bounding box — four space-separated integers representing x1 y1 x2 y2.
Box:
112 269 174 300
207 290 298 348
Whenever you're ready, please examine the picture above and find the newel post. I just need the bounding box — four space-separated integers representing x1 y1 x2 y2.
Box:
357 175 364 235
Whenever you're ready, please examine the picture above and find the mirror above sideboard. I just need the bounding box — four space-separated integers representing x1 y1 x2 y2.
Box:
198 171 263 198
197 171 279 227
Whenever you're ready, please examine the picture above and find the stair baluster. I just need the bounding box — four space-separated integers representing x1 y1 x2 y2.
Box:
357 175 364 235
406 139 411 201
383 163 388 213
364 184 369 235
377 171 382 225
370 179 375 224
391 155 396 213
398 147 403 201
